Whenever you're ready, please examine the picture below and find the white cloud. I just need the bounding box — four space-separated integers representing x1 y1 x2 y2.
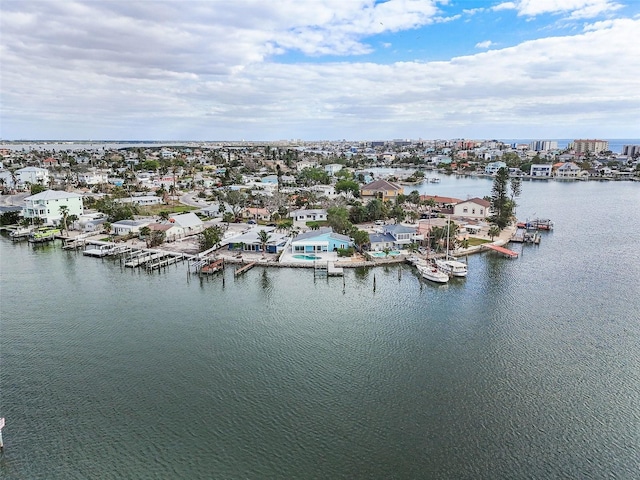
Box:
475 40 494 49
510 0 622 18
492 2 517 12
0 1 638 139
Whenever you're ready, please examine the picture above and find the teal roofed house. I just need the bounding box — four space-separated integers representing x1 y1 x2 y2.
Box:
291 227 353 254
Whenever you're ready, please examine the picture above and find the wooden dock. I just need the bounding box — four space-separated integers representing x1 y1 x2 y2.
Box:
235 262 256 276
484 244 519 258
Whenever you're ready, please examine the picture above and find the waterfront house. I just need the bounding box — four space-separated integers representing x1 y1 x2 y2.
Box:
554 162 584 178
110 219 150 236
530 164 553 177
419 195 462 211
360 179 404 202
382 224 421 248
224 226 287 253
452 198 491 219
291 227 353 254
484 161 507 175
22 189 84 225
368 232 396 251
169 212 204 236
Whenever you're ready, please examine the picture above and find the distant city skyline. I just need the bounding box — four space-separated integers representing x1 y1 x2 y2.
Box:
1 0 639 141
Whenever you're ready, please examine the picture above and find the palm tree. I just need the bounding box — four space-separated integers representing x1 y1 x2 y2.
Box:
58 205 70 233
488 225 501 241
257 229 272 255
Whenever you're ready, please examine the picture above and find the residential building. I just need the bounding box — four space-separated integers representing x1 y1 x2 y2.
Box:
291 227 353 253
484 161 507 175
22 190 84 225
452 198 491 219
224 226 288 253
530 164 553 177
572 139 609 155
529 140 558 151
291 209 328 223
554 162 584 178
16 166 49 187
622 145 640 157
324 164 343 176
110 219 150 236
78 172 108 185
360 179 404 202
169 212 204 236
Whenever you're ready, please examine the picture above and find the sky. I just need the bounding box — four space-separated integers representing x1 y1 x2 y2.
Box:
1 0 639 141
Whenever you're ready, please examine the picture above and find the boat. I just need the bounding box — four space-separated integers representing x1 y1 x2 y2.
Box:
430 177 440 183
516 218 553 231
10 226 34 240
435 257 468 277
28 226 61 243
416 262 449 283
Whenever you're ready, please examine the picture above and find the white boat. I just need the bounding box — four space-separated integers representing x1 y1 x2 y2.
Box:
417 263 449 283
9 226 34 240
435 258 468 277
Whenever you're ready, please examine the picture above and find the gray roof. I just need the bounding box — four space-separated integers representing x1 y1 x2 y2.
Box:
293 227 351 243
384 224 416 235
369 233 396 243
26 189 82 201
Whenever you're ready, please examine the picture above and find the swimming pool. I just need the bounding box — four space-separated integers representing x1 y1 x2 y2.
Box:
292 254 321 261
370 250 402 258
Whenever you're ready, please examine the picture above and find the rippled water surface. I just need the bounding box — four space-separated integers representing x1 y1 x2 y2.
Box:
1 179 639 479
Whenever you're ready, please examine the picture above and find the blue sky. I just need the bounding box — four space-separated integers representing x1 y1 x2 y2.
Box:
1 0 639 141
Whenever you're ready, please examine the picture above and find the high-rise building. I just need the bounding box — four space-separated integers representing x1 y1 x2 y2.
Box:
572 139 609 154
622 145 640 157
529 140 558 151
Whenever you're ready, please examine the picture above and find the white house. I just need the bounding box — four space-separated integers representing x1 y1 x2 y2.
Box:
296 160 318 171
484 161 507 175
16 166 50 188
169 212 204 236
77 171 108 185
119 195 163 206
111 219 151 236
453 198 491 219
291 208 328 223
324 164 343 176
530 164 553 177
22 190 84 225
554 162 584 178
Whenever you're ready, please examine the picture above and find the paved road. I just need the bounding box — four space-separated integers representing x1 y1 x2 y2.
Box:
0 193 28 207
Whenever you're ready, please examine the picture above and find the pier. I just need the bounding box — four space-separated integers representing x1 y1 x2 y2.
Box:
235 262 257 276
483 244 519 258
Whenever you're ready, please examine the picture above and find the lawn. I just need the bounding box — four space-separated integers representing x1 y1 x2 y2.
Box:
467 236 491 246
139 204 198 216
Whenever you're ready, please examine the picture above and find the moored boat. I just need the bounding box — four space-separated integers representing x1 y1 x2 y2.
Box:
435 257 468 277
28 226 61 243
417 262 449 283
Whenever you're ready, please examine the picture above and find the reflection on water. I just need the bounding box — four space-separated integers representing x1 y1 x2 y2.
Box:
1 180 639 479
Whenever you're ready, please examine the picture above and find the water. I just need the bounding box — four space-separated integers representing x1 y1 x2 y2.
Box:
1 179 639 479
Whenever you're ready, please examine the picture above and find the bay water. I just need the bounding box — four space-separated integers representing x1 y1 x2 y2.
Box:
1 178 639 479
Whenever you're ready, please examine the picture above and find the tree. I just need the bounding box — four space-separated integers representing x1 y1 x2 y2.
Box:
257 229 272 254
30 183 46 195
199 225 224 251
102 222 112 234
327 206 352 235
390 204 405 224
351 229 370 252
58 205 70 233
139 226 151 244
489 167 512 229
488 225 501 241
148 230 166 247
335 179 360 198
